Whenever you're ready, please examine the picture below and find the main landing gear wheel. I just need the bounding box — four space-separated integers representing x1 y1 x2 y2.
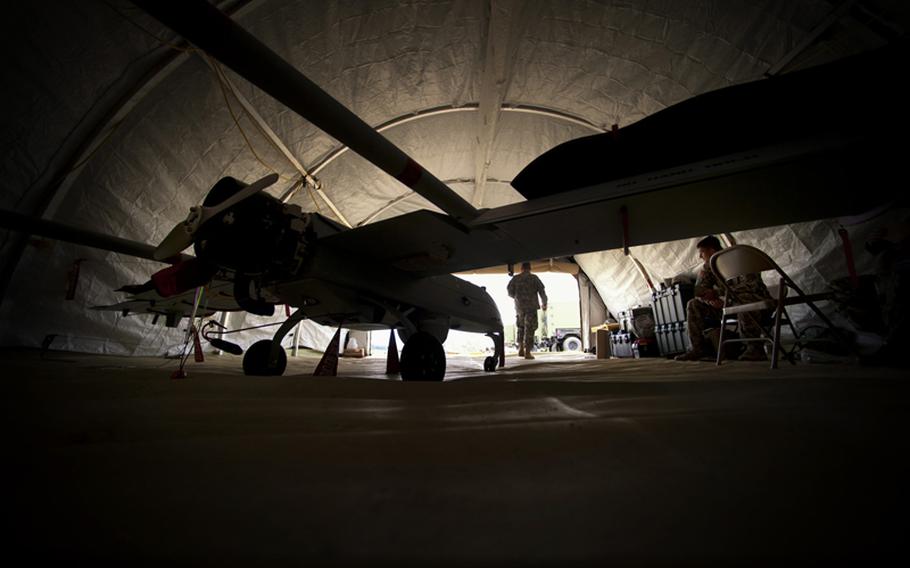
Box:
243 339 287 376
483 356 497 372
400 331 446 382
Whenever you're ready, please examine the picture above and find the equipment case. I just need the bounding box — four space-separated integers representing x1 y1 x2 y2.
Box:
651 283 695 356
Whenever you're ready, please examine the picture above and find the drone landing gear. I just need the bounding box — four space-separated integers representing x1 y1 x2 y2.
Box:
243 339 287 376
400 331 446 381
243 307 306 376
484 329 505 372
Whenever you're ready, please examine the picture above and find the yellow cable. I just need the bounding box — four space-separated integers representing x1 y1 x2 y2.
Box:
95 15 290 187
209 60 325 214
101 3 327 216
208 56 288 180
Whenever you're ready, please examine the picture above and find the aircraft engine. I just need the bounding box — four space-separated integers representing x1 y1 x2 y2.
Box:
192 177 314 278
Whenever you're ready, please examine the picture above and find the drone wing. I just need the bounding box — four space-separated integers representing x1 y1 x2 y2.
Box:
321 128 895 278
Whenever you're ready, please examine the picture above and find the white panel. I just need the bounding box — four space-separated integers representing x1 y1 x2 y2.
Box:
577 215 897 333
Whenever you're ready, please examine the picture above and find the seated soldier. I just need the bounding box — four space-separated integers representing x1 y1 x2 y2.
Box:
675 235 772 361
865 204 910 365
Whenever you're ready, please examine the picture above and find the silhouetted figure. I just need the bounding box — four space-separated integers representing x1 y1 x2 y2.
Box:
507 262 547 360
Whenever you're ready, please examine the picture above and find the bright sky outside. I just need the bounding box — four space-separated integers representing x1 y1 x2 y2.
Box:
368 272 581 354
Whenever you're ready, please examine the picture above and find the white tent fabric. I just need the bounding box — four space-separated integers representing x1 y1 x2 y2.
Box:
576 216 891 330
0 0 903 354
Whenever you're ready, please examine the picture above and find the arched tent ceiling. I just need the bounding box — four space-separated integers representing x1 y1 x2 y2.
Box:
0 0 907 353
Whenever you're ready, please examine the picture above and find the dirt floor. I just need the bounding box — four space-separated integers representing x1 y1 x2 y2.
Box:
4 347 909 566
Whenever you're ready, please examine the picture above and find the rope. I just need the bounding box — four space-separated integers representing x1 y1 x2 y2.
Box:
205 320 285 337
208 58 325 214
207 55 289 180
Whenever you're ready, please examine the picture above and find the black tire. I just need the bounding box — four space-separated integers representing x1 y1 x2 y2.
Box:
400 331 446 381
243 339 287 376
483 355 497 372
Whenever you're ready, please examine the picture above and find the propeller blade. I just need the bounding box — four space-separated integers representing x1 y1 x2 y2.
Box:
199 173 279 223
151 173 279 261
154 220 195 260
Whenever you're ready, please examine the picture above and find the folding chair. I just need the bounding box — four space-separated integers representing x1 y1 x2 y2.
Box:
709 245 842 369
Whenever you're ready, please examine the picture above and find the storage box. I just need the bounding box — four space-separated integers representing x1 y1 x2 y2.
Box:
610 331 635 358
595 328 611 359
651 283 695 327
617 307 655 339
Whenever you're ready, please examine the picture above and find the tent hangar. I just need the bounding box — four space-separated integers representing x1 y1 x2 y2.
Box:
5 2 910 565
1 0 907 360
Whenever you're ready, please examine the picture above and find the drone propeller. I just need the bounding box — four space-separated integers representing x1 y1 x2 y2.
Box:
153 173 279 261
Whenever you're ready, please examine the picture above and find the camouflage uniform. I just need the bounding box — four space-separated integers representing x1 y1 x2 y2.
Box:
507 271 547 353
866 210 910 362
686 262 772 355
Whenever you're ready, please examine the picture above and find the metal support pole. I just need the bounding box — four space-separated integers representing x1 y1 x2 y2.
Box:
292 320 302 357
215 311 229 355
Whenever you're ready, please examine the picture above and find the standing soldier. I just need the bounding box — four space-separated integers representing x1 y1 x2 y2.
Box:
507 262 548 359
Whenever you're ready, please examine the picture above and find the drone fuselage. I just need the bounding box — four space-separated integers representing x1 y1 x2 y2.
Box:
192 183 502 341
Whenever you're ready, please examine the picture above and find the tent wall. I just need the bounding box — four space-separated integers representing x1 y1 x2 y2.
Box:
1 0 903 353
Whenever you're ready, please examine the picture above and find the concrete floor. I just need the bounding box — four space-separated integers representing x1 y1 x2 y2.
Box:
5 348 909 566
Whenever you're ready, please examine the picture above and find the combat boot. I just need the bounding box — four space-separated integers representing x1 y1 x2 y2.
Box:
524 341 535 359
518 346 525 357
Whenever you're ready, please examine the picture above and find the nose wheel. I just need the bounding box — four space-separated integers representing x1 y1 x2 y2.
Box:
484 329 505 372
400 331 446 381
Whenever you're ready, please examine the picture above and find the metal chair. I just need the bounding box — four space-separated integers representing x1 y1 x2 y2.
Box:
709 245 841 369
